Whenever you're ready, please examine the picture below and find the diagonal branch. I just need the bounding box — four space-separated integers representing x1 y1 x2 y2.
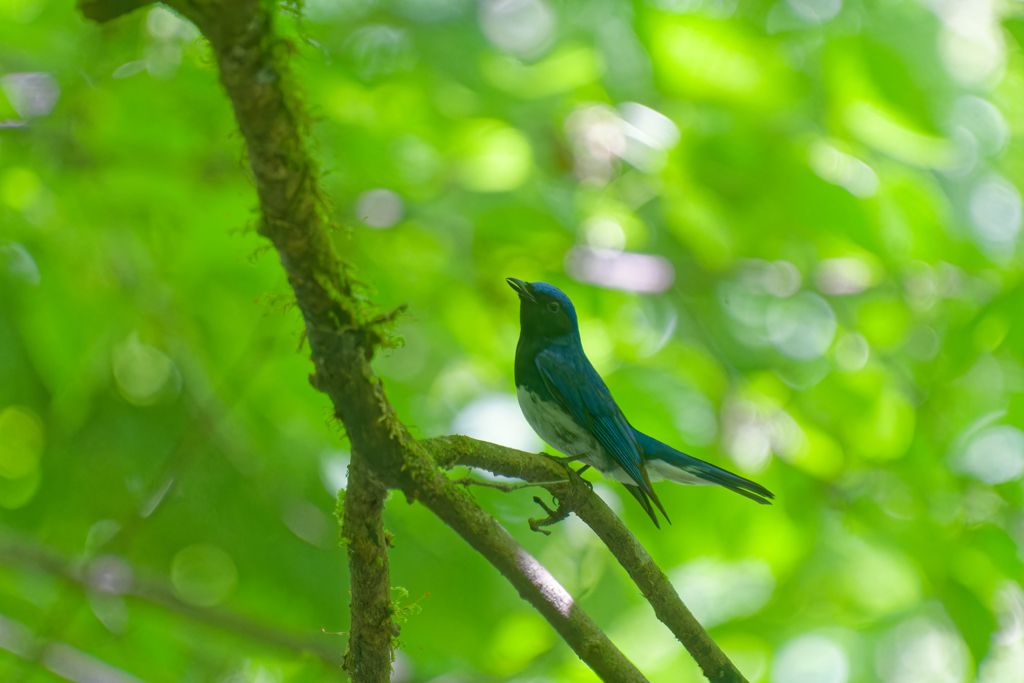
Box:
425 435 750 683
405 453 649 682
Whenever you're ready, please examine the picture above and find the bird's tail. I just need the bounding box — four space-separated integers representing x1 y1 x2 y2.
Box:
633 430 775 505
622 483 662 529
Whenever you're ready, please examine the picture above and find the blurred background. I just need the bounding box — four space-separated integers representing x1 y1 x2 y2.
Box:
2 0 1024 681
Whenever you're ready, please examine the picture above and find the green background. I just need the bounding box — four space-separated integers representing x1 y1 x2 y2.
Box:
2 0 1024 681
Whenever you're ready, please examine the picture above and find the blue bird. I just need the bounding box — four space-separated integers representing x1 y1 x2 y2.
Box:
507 277 773 527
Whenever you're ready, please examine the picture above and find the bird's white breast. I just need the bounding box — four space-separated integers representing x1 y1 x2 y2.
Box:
516 386 612 471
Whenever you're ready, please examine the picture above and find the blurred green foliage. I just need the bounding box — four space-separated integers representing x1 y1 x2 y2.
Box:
2 0 1024 681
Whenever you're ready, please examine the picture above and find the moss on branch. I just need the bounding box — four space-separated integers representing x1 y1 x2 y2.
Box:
78 1 651 680
342 454 395 681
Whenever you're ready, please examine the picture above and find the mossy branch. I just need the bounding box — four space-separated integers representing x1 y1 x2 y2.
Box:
78 0 649 680
341 453 395 681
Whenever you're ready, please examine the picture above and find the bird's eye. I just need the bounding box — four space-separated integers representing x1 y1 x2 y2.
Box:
547 302 560 313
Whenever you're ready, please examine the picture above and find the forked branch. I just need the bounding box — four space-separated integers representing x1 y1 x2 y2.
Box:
425 435 749 683
78 0 648 680
79 1 748 681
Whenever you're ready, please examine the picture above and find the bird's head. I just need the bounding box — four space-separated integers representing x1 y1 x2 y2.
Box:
506 278 579 340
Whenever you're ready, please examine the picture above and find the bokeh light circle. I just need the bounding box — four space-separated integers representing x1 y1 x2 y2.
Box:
956 425 1024 485
771 633 849 683
356 188 404 228
766 292 837 361
171 544 238 607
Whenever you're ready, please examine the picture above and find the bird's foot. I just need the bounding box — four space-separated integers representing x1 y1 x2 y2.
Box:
545 454 590 481
527 467 595 534
528 496 570 535
575 467 594 491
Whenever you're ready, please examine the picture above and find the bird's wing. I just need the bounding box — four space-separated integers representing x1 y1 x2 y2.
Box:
535 347 669 523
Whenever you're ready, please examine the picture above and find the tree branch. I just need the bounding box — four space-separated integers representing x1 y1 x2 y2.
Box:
341 453 395 682
77 0 649 679
0 542 347 672
77 0 151 22
425 435 750 683
405 453 649 682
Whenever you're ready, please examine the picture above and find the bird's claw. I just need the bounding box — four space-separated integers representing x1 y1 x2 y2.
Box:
544 454 590 484
528 496 566 535
524 455 595 534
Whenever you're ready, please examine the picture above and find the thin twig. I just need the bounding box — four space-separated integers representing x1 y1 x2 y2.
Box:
452 477 568 492
366 304 408 328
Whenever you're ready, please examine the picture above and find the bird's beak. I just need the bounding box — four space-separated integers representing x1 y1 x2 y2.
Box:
506 277 536 304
